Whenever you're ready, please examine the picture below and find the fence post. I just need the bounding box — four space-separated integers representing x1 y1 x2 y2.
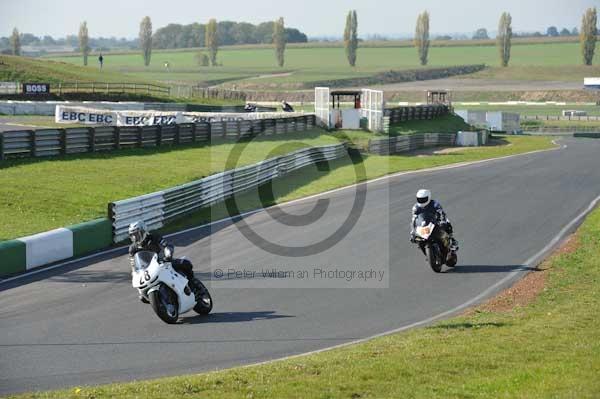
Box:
237 121 241 139
89 127 96 153
92 82 95 94
191 123 197 142
106 83 109 94
157 125 163 147
138 126 144 148
29 130 36 157
58 82 62 96
115 127 121 150
0 133 4 161
175 124 180 145
60 129 67 155
207 122 212 144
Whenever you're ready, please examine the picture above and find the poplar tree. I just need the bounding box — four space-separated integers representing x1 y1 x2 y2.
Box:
344 10 358 67
10 28 21 56
580 7 597 65
206 19 219 66
414 11 430 66
78 21 90 66
273 17 287 67
497 12 512 67
139 16 153 67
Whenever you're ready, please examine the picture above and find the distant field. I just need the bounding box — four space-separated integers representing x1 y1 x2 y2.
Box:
48 42 600 88
454 104 600 116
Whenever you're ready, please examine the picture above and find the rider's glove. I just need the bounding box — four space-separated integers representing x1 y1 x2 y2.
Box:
409 231 416 243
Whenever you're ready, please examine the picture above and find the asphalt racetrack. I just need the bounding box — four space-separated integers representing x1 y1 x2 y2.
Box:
2 137 600 394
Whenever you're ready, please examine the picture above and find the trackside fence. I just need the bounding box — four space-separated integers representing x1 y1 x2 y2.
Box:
368 133 457 155
108 143 348 242
384 104 450 124
56 82 170 96
0 115 316 160
522 115 600 122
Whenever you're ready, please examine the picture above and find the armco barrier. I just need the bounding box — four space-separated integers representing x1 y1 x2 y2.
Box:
367 133 457 155
109 143 348 243
0 218 113 278
0 115 316 161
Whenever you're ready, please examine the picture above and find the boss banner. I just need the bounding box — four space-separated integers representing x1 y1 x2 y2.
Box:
56 106 306 126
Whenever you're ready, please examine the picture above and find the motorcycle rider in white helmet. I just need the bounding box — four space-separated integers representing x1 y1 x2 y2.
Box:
128 221 203 302
410 189 459 251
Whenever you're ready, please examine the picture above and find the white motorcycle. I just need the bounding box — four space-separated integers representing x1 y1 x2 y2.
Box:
131 250 213 324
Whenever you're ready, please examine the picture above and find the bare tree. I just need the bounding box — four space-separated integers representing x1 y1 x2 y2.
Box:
414 11 430 66
206 19 219 66
344 10 358 67
10 28 21 56
273 17 287 67
139 16 153 67
580 7 597 65
78 21 90 66
497 12 512 67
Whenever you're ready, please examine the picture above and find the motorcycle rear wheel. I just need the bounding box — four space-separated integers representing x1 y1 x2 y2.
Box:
149 283 179 324
426 245 443 273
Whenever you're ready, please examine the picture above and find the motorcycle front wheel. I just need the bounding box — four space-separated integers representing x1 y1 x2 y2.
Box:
149 283 179 324
426 244 443 273
193 281 213 315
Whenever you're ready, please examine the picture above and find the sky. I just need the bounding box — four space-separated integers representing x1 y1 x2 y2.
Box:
0 0 598 38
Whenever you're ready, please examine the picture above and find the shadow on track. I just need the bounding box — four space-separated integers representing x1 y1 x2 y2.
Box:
180 311 294 325
444 264 538 274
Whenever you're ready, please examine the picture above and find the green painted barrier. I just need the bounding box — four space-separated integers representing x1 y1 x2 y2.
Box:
0 240 27 277
68 218 113 257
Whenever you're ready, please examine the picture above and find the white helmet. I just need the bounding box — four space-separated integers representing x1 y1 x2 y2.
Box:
128 220 148 244
416 189 431 208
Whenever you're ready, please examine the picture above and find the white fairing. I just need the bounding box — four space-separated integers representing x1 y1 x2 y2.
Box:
416 222 435 240
131 252 196 315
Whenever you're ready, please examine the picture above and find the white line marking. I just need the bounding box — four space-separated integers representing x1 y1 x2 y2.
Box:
0 140 562 284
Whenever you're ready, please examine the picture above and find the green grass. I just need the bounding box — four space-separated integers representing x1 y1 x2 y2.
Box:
0 54 153 84
522 119 600 129
0 132 552 241
48 42 600 88
12 151 600 399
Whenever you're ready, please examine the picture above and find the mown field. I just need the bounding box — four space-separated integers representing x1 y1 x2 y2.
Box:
454 104 600 116
48 42 600 88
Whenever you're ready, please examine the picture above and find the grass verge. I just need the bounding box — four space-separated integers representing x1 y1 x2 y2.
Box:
12 170 600 399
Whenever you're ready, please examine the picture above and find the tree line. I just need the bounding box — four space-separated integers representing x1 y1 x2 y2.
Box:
0 20 307 53
340 7 596 68
5 7 598 69
153 20 306 49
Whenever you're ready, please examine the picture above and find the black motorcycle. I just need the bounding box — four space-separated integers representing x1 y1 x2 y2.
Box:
413 211 458 273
